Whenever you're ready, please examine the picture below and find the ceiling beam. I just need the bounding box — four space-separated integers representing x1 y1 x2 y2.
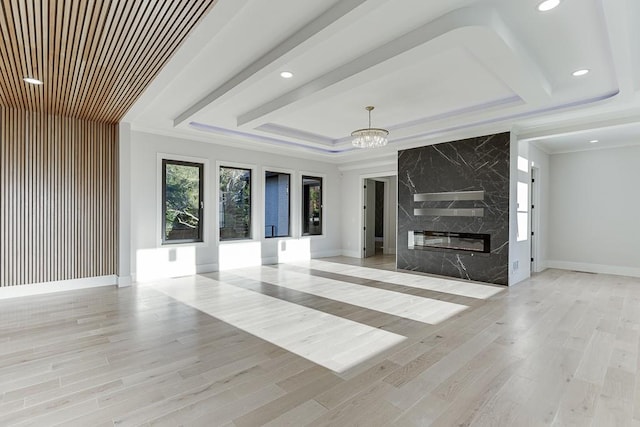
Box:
236 6 552 129
172 0 386 127
124 0 250 123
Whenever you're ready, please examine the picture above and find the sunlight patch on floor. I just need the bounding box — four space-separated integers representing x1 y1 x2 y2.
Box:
298 260 504 299
225 267 468 325
147 276 406 373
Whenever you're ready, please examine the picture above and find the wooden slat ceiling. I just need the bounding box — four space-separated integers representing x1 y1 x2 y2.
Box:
0 0 217 124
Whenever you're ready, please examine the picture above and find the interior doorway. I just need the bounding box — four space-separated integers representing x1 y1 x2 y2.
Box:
362 174 397 259
363 179 377 258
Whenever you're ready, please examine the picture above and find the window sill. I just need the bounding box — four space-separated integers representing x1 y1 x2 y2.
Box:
219 238 258 244
300 234 326 240
160 240 208 248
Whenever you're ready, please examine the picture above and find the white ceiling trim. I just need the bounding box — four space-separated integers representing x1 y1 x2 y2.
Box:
125 0 638 162
131 123 339 162
188 122 356 154
600 0 635 100
172 0 387 127
234 6 552 130
123 0 251 123
337 158 397 172
517 112 640 142
392 90 619 146
332 94 523 146
255 123 335 146
541 141 640 156
256 94 522 147
188 88 618 157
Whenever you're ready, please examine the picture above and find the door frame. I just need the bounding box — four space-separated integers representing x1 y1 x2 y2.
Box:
530 166 539 273
359 171 396 258
363 179 377 258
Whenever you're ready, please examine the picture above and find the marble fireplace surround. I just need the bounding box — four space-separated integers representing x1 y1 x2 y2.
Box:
397 132 510 285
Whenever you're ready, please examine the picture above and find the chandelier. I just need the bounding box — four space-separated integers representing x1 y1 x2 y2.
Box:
351 106 389 148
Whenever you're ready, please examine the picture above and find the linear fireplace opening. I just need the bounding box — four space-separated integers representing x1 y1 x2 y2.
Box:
408 230 490 253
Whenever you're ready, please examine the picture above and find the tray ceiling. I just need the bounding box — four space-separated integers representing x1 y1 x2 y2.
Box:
5 0 636 155
125 0 634 158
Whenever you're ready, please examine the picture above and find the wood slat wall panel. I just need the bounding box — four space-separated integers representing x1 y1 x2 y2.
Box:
0 0 217 123
0 106 118 287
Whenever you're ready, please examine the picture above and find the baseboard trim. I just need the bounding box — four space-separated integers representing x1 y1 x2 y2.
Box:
117 276 133 287
196 263 218 274
0 275 117 300
534 261 549 273
546 261 640 278
312 249 343 258
341 250 361 258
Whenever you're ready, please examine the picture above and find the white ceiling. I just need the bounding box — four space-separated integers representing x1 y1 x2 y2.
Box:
125 0 640 160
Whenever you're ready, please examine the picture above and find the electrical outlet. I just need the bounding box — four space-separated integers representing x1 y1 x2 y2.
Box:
513 260 519 270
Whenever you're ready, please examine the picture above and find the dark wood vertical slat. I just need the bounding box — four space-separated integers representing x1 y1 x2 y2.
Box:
0 0 217 122
106 1 211 121
0 106 118 287
81 1 140 122
1 107 5 285
86 0 165 121
0 0 216 287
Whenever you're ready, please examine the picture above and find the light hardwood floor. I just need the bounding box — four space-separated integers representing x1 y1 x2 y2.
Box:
1 257 639 426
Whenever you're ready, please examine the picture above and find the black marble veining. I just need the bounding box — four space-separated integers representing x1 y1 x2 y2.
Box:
397 132 510 285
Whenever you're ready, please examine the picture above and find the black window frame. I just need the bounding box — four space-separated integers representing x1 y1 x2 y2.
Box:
302 175 323 236
264 171 291 238
161 159 204 244
219 165 252 241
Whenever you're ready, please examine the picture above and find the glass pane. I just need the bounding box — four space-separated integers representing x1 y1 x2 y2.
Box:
517 156 529 173
220 167 251 240
302 176 322 236
410 231 490 253
517 181 529 212
517 212 529 242
265 171 290 238
164 162 201 241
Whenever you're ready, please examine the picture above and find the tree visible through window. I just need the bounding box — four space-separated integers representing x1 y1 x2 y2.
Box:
220 166 251 240
162 159 203 243
302 175 322 236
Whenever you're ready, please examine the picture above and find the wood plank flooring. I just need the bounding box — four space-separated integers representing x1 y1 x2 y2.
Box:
1 256 640 426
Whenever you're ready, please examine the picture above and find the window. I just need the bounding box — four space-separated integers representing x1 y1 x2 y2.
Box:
162 159 203 243
220 166 251 240
265 171 290 238
302 175 322 236
516 181 529 242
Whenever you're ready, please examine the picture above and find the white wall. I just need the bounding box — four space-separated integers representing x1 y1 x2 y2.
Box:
547 145 640 277
128 130 342 282
509 136 530 285
118 122 132 286
385 175 398 254
339 159 397 258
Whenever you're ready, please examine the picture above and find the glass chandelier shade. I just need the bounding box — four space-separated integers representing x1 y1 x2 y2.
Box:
351 106 389 148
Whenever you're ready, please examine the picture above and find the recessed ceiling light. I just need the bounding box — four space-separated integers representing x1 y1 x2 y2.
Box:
23 77 43 85
537 0 560 11
572 69 590 77
589 139 598 143
280 71 293 79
